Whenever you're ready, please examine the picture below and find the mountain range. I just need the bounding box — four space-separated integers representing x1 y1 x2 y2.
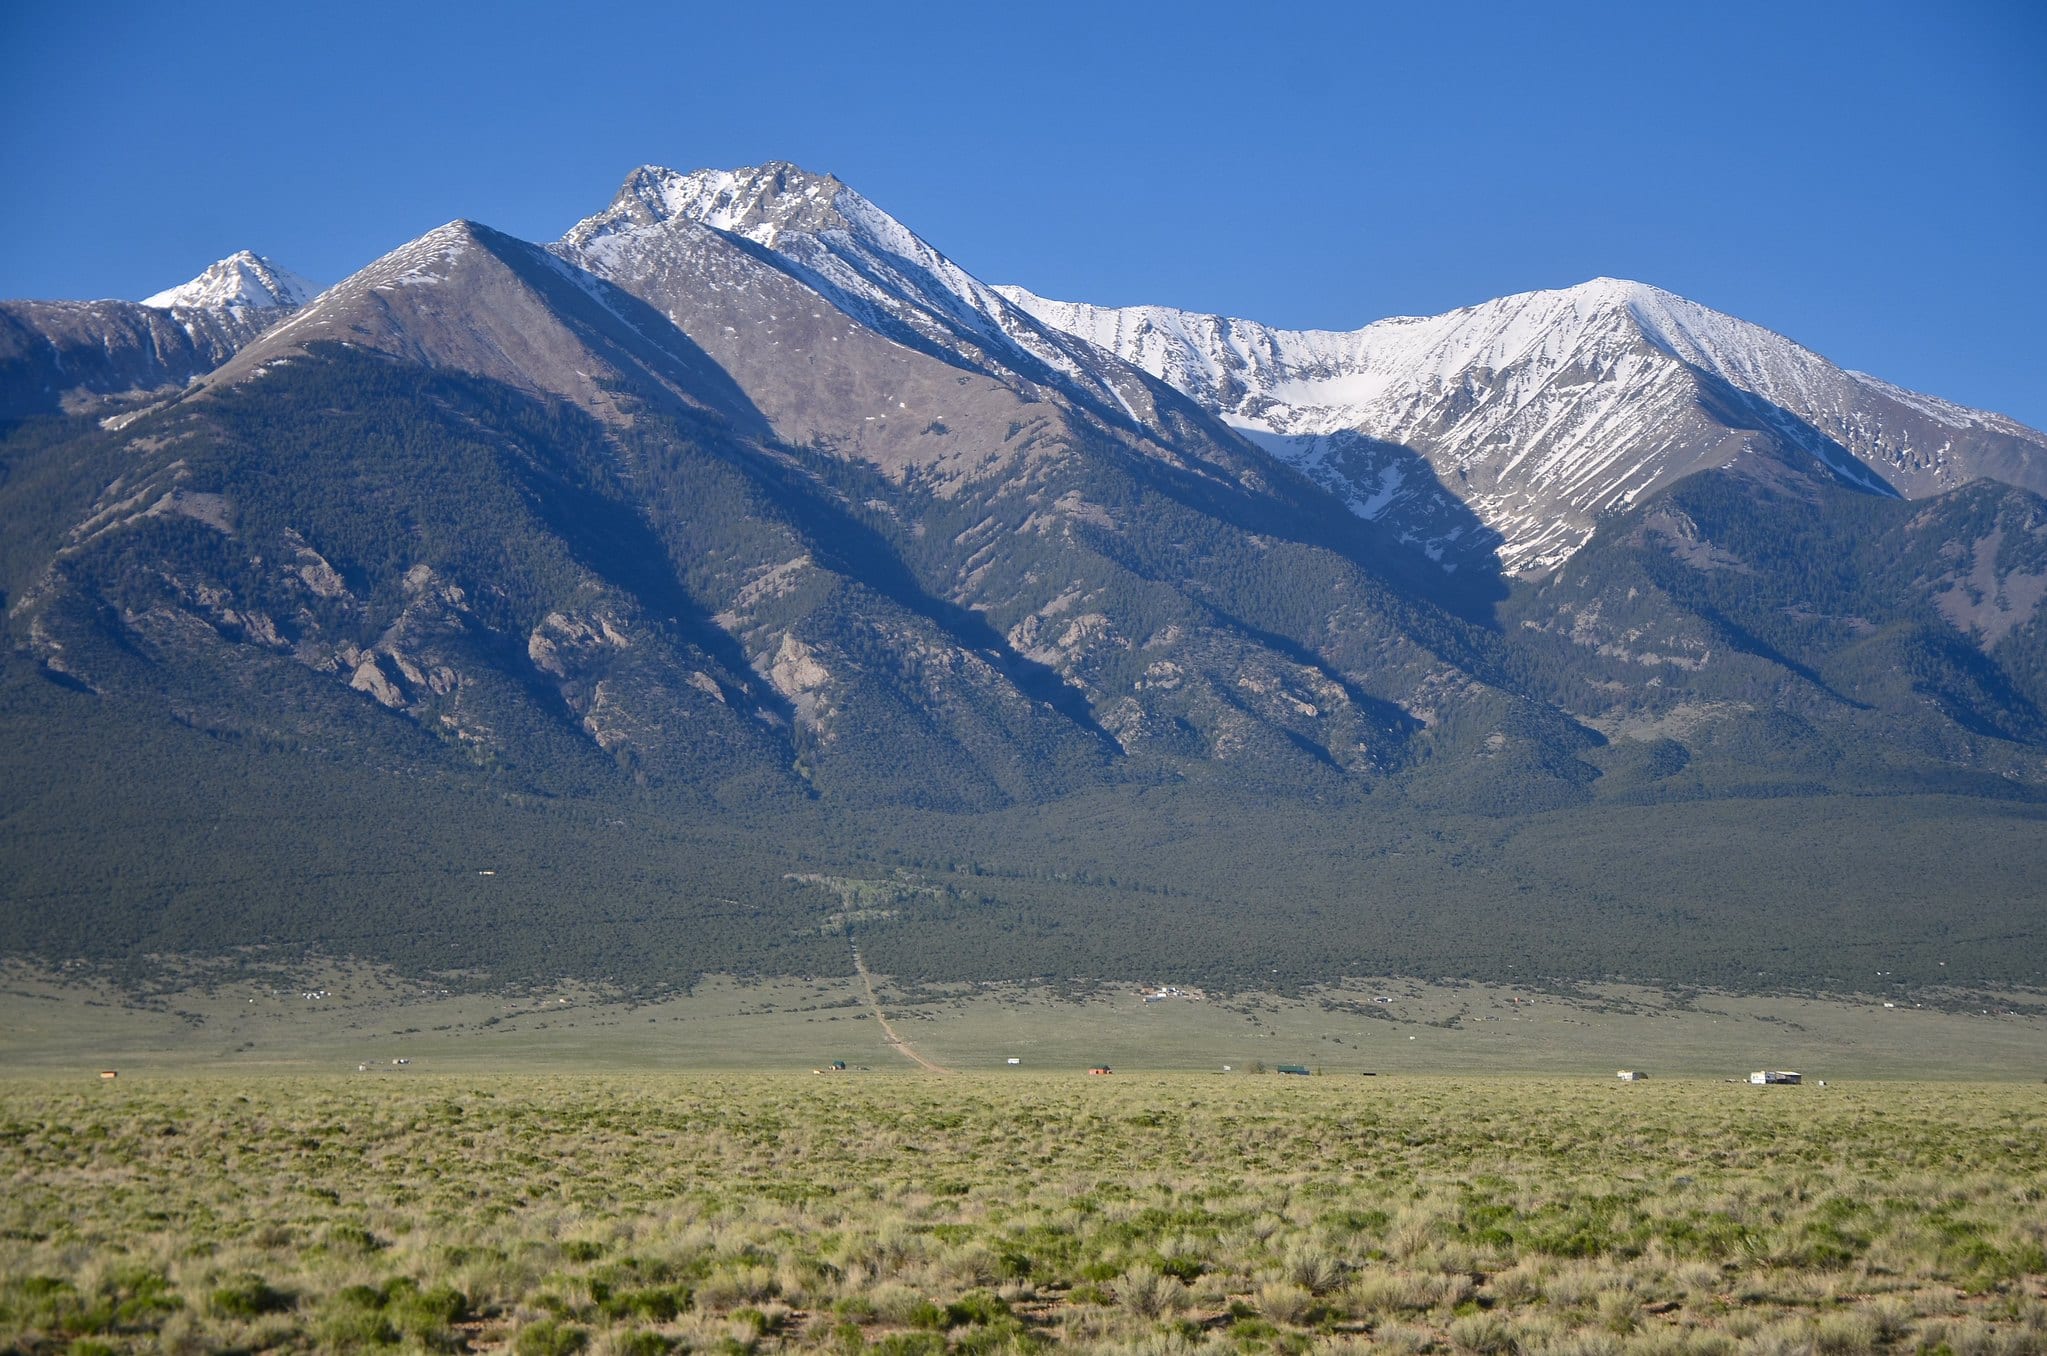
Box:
3 161 2044 996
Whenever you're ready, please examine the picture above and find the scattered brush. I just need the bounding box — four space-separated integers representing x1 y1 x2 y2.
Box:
0 1074 2039 1352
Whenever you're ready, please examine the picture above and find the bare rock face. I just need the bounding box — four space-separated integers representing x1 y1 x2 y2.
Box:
348 655 405 708
551 164 1266 494
0 252 318 424
0 299 276 422
196 222 767 434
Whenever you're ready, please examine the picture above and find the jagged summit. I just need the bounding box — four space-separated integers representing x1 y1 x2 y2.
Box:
601 162 853 247
143 250 320 313
567 163 876 260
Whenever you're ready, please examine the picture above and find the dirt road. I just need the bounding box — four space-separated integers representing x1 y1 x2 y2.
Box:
850 942 950 1073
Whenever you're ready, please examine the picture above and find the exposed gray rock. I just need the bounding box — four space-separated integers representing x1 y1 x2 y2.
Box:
1004 279 2047 576
0 298 276 422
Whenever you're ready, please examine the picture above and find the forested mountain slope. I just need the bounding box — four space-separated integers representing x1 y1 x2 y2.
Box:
2 163 2044 995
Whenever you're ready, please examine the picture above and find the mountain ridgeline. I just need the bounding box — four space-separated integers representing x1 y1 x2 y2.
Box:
3 163 2045 996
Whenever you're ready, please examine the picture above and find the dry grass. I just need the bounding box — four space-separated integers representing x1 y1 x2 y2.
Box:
0 1073 2040 1352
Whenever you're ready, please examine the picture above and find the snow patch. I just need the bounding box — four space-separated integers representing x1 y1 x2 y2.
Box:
144 251 321 312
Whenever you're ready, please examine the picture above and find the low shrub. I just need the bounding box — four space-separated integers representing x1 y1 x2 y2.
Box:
515 1317 590 1355
208 1274 293 1318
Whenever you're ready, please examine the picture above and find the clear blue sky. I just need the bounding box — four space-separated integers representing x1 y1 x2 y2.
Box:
4 1 2043 426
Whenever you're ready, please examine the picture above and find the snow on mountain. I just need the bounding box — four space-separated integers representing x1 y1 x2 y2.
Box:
1001 279 2047 574
144 251 321 313
559 163 1165 425
1 250 313 421
115 169 2045 587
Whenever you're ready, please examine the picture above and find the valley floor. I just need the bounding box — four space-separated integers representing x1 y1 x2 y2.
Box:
0 1071 2041 1353
1 961 2041 1081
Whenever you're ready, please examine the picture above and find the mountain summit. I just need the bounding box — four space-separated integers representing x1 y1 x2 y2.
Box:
0 252 315 422
142 250 321 313
1002 278 2047 574
559 161 1168 428
601 161 855 246
3 160 2046 994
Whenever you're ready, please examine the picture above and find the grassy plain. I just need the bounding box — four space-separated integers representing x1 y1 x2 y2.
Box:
2 1072 2043 1354
3 966 2042 1350
2 960 2041 1082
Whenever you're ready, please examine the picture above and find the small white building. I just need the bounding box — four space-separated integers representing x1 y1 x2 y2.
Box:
1749 1070 1802 1085
1616 1070 1647 1081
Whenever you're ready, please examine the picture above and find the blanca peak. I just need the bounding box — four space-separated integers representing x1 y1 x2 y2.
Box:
558 161 1144 413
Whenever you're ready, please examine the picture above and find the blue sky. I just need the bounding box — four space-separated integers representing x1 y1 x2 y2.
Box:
4 0 2043 425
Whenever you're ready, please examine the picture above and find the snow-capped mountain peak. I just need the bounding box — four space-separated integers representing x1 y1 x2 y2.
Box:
1004 277 2047 575
559 164 1160 421
143 251 320 313
605 162 853 249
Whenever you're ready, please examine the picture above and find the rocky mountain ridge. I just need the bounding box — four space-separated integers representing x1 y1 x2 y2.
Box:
0 249 316 425
3 162 2046 990
1001 278 2047 574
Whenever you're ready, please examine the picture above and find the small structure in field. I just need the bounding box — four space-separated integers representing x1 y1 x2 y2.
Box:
1006 1057 1021 1065
1088 1066 1113 1075
98 1070 117 1080
1617 1070 1647 1081
1275 1064 1312 1076
1749 1070 1802 1085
